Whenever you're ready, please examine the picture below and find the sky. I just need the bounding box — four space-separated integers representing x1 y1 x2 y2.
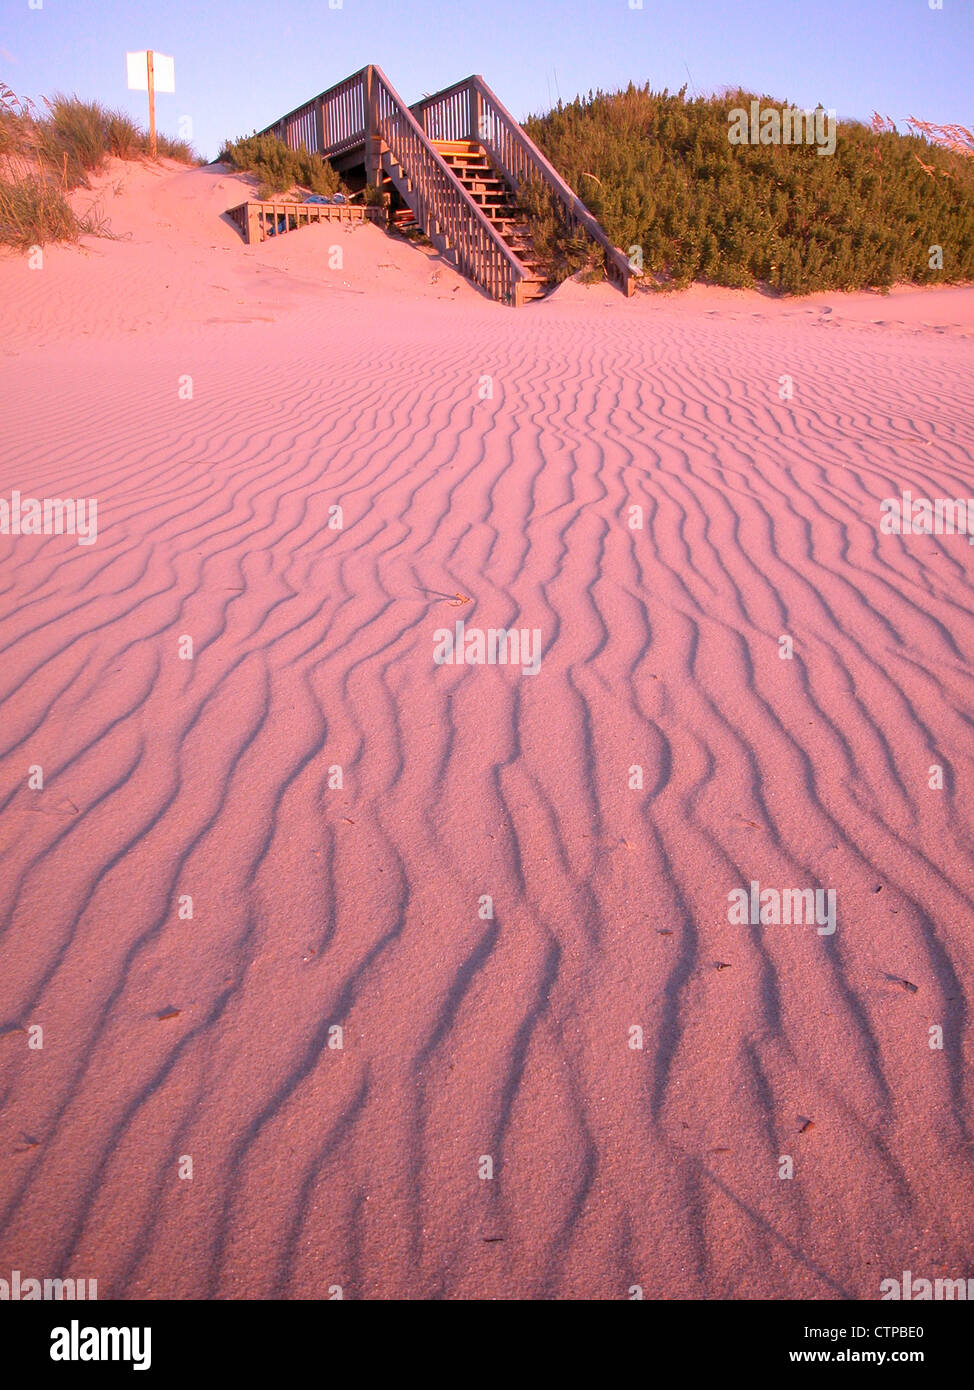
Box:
1 0 971 161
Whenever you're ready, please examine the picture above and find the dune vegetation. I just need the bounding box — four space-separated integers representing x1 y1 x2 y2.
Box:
217 132 343 200
0 84 197 250
523 85 974 292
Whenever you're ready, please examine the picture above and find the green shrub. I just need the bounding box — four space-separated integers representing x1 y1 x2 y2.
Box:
218 131 342 198
523 84 974 293
517 175 605 282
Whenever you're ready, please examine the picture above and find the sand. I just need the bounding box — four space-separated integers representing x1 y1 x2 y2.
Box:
0 159 972 1299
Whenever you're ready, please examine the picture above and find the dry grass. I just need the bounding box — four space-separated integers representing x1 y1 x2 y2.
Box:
0 83 196 250
906 117 974 158
0 86 79 249
872 110 973 184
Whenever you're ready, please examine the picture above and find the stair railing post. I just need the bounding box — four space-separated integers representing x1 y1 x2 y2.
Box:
470 78 482 143
364 65 381 187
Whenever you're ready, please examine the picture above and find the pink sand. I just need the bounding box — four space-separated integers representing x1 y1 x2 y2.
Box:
0 159 972 1299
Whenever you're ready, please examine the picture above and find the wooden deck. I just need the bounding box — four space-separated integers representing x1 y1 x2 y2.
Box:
226 199 387 245
246 65 639 304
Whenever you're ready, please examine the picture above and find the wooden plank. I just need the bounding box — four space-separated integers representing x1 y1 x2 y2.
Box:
469 74 635 295
255 67 535 303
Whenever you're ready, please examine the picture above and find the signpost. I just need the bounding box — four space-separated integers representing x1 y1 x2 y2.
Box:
125 51 175 159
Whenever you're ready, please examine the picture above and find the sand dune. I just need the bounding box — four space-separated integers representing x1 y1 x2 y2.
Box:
1 161 972 1299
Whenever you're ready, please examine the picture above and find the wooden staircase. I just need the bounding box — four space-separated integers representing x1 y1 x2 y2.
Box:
432 140 553 302
249 66 638 307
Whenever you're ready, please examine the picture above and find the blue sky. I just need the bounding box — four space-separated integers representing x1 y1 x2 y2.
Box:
1 0 970 160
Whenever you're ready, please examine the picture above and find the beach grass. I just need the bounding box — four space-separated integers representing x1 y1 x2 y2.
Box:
0 84 198 250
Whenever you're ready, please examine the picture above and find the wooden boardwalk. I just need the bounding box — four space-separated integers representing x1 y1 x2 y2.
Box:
227 199 387 245
243 65 639 306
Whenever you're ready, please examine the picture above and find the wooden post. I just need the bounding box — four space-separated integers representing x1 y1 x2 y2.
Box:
147 50 157 159
364 66 380 187
471 80 482 144
246 204 260 245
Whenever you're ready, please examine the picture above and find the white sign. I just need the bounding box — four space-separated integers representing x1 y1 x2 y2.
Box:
126 51 175 93
125 52 149 91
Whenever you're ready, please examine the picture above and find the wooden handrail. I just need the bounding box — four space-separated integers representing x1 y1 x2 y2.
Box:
368 66 529 305
255 66 369 157
411 80 474 143
252 66 528 303
410 76 475 140
412 75 638 296
226 200 386 245
248 64 638 305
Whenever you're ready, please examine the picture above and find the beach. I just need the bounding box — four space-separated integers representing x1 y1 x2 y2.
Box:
1 159 972 1299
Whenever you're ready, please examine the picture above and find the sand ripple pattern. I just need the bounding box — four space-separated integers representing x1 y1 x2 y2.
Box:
1 297 972 1298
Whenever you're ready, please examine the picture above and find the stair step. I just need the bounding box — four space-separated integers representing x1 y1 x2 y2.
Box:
383 136 561 305
431 139 481 154
457 179 506 191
